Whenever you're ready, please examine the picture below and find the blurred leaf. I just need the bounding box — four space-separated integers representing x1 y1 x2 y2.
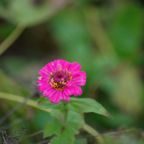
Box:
0 0 9 7
111 67 143 116
0 69 22 94
49 8 93 64
38 97 64 109
0 0 52 26
0 3 4 13
87 55 119 90
86 110 137 129
68 98 113 118
1 56 42 83
1 56 32 76
107 4 144 58
0 24 15 39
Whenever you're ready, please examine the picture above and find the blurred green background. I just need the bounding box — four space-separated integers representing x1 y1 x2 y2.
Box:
0 0 144 143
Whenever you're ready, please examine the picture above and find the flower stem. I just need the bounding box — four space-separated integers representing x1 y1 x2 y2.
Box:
63 109 68 128
62 101 69 128
0 92 51 113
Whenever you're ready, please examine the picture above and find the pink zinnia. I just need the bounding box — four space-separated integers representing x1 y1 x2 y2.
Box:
37 59 86 104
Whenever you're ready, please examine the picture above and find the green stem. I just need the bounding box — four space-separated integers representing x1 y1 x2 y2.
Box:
0 23 25 56
83 124 105 144
63 109 68 128
62 101 69 128
0 92 51 113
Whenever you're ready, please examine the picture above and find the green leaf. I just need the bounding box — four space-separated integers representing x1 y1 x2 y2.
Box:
68 98 113 119
44 122 61 138
0 69 22 95
33 109 53 130
51 109 85 129
38 97 64 109
49 8 93 64
0 3 4 13
50 109 65 126
111 67 143 116
44 110 82 144
68 110 85 129
50 125 78 144
74 138 87 144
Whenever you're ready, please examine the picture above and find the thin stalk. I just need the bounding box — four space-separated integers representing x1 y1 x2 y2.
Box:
83 124 105 144
62 101 68 128
0 92 51 113
0 23 25 56
63 109 68 128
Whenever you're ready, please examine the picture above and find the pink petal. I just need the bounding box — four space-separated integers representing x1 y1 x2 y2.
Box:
46 62 55 72
37 76 48 83
72 71 86 77
37 60 86 102
37 83 50 92
43 88 56 98
50 91 61 104
62 60 71 70
60 91 70 101
72 86 82 96
64 87 74 96
60 91 65 101
66 81 73 87
38 67 50 77
54 59 63 71
72 79 86 86
69 62 82 73
63 95 70 101
72 71 86 86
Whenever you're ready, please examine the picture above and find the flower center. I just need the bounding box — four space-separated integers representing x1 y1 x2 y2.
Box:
48 69 72 90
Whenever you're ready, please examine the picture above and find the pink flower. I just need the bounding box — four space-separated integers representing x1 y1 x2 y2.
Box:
37 59 86 104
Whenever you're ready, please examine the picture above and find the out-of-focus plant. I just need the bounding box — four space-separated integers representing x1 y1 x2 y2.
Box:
0 0 144 143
